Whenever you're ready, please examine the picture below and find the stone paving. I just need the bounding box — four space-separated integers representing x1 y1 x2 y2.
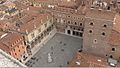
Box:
25 33 83 67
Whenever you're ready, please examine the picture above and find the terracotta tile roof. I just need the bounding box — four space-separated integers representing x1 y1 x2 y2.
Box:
44 6 76 14
0 33 23 48
0 31 6 36
18 13 52 33
8 14 19 22
32 0 57 4
21 7 42 16
0 42 9 51
3 1 15 7
86 9 116 20
69 52 118 67
19 7 43 24
0 20 17 31
58 1 80 9
21 7 42 15
0 0 6 1
0 33 23 52
13 1 28 10
30 0 81 9
43 5 88 15
19 15 37 24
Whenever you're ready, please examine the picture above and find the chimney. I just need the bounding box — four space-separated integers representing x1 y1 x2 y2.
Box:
18 29 20 31
34 25 36 28
75 10 78 13
26 30 28 34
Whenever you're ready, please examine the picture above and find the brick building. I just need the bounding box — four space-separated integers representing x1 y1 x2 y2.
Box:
52 7 85 38
0 20 17 31
83 9 116 58
1 0 120 66
25 0 120 61
83 4 120 61
17 13 54 55
41 2 86 38
0 33 28 62
107 14 120 60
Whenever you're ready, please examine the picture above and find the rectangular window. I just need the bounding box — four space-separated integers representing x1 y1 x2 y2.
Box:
73 31 75 35
80 33 83 37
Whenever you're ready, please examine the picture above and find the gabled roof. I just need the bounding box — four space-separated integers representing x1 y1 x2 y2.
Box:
18 13 52 34
0 33 23 48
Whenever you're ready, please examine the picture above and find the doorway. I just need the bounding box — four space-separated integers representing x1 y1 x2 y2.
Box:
67 30 71 34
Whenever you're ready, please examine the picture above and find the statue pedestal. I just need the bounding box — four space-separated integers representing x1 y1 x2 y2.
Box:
48 53 53 63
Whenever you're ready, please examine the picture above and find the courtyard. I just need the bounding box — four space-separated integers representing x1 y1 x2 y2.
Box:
25 33 83 67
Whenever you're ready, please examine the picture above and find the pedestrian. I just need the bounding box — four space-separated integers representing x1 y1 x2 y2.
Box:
60 41 62 44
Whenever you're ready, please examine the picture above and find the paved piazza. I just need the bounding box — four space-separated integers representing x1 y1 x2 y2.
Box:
25 33 83 67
